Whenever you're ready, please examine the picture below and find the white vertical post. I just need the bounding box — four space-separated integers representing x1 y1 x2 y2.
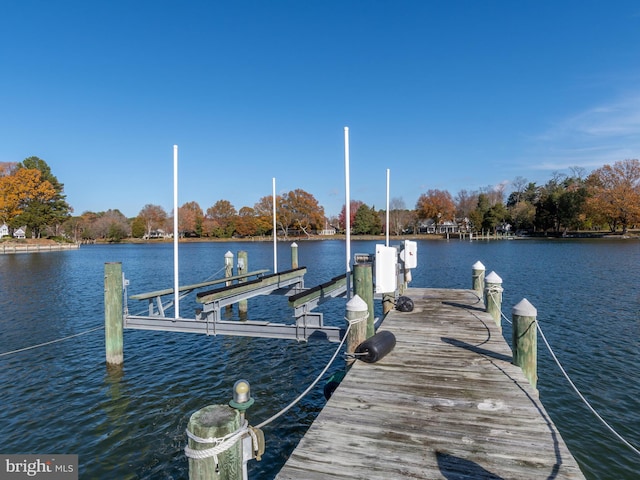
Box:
272 177 277 273
344 126 351 298
173 144 180 319
385 168 390 247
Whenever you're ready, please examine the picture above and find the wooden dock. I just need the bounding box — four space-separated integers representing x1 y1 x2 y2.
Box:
0 243 79 254
276 287 585 479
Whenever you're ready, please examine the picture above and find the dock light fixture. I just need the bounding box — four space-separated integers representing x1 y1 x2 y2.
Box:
229 379 254 411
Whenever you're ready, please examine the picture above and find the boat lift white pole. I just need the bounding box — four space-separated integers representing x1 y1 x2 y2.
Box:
273 177 277 273
386 168 390 247
173 145 180 319
344 127 351 298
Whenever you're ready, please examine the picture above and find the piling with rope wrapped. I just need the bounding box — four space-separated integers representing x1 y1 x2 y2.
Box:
225 251 234 312
472 261 485 300
512 298 538 390
484 271 503 331
186 405 243 480
345 295 369 366
237 251 248 316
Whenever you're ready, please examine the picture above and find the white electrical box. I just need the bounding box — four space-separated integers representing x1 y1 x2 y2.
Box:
375 244 397 293
400 240 418 269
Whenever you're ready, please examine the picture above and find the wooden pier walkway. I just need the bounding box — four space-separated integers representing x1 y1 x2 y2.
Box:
276 287 585 479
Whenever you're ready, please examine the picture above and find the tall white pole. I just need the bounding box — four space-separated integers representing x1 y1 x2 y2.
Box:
273 177 277 273
386 168 390 247
344 127 351 297
173 144 180 319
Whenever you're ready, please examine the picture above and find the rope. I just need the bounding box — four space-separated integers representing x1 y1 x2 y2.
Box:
486 284 503 297
206 265 227 282
184 419 250 470
500 309 512 325
536 321 640 456
253 319 355 430
0 325 104 357
345 311 369 326
495 303 638 456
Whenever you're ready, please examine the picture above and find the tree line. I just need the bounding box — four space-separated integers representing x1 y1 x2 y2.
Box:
1 157 639 242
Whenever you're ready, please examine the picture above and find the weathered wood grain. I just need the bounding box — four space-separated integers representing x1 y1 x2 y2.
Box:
276 288 585 479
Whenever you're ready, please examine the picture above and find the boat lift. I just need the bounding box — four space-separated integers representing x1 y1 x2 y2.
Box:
124 266 348 343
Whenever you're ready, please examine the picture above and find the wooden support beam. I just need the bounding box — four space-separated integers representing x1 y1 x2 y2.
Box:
129 269 269 301
196 268 307 305
288 273 347 308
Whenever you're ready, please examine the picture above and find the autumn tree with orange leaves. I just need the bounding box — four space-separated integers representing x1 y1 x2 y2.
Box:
0 166 57 235
586 159 640 234
415 189 456 226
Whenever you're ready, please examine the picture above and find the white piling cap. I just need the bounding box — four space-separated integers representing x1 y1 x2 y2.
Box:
225 251 234 258
346 294 368 312
291 242 298 247
512 298 537 317
485 271 502 284
472 261 485 271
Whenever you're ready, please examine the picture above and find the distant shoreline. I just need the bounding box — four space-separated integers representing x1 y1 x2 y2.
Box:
1 230 637 247
100 230 640 244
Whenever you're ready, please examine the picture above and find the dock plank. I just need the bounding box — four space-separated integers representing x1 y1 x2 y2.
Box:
276 287 585 479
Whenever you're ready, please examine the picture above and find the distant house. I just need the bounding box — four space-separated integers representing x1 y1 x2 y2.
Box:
418 219 460 234
319 226 336 235
144 229 172 239
0 224 8 238
13 227 26 239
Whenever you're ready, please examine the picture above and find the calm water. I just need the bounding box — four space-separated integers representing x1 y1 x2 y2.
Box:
0 239 638 479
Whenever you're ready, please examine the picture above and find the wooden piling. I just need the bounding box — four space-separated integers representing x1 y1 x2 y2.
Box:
512 298 538 390
224 251 234 286
225 251 234 312
237 251 248 315
382 293 395 315
104 262 124 366
353 263 375 338
484 271 503 330
345 295 369 366
472 261 485 300
290 242 298 269
187 405 242 480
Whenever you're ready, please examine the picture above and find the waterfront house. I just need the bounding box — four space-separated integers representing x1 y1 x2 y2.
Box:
144 229 172 239
13 227 26 239
418 219 461 234
0 224 8 238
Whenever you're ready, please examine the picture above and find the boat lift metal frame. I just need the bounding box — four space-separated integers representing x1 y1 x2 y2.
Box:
124 267 346 343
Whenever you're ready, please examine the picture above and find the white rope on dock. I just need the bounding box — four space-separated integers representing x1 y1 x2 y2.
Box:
0 325 104 357
184 419 253 467
536 321 640 457
495 304 639 457
345 312 369 325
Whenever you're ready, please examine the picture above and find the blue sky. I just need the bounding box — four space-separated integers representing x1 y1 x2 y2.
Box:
2 1 640 218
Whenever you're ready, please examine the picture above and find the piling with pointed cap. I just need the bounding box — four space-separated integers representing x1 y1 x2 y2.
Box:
484 271 503 330
237 251 248 315
290 242 298 269
472 261 485 300
345 295 369 366
224 251 234 285
104 262 124 366
225 251 234 312
512 298 538 390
